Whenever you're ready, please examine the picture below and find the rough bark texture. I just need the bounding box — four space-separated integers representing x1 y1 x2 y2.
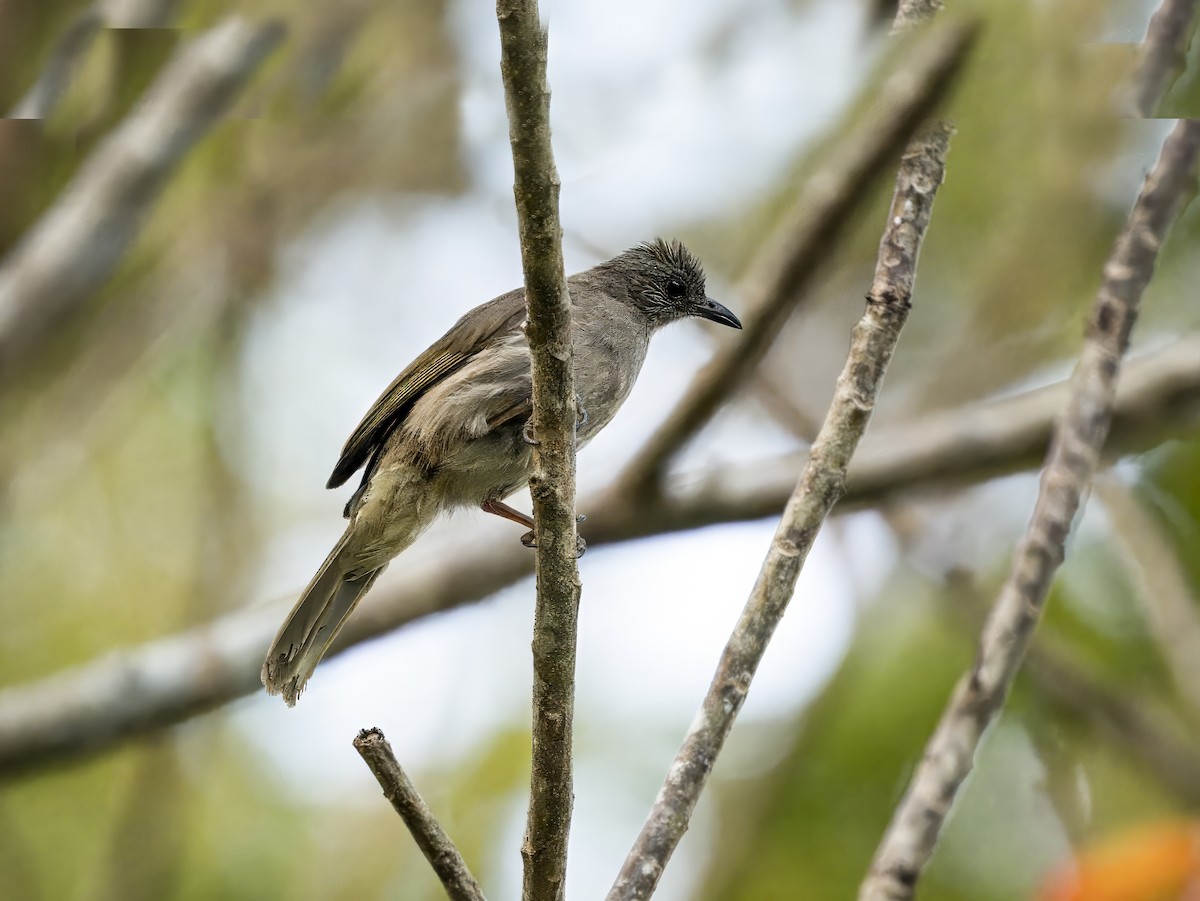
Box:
0 329 1196 779
858 117 1200 901
1129 0 1199 117
353 729 486 901
617 18 975 494
606 122 955 901
495 2 579 899
0 16 284 374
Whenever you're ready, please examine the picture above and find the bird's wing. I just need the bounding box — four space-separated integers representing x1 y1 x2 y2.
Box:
327 288 528 488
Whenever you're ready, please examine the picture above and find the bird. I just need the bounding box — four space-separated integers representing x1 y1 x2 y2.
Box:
262 238 742 705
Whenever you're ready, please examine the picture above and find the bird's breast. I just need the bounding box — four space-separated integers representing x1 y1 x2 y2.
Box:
572 317 650 444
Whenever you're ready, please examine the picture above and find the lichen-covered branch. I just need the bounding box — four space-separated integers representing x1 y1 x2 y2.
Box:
0 16 284 374
353 728 487 901
616 17 975 494
858 117 1200 901
1128 0 1199 117
495 2 579 899
606 123 954 901
0 329 1196 780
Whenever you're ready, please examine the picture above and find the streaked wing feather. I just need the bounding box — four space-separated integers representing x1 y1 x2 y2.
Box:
326 289 527 488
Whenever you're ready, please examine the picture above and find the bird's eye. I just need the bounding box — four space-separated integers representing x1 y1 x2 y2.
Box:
666 280 686 299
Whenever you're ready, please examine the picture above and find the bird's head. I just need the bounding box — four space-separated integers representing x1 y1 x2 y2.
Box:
606 238 742 330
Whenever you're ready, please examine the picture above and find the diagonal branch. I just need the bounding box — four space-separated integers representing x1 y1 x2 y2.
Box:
353 728 487 901
607 122 955 901
634 332 1200 538
0 15 284 376
6 6 104 120
1128 0 1199 118
615 17 976 495
0 332 1195 780
858 117 1200 901
495 2 579 899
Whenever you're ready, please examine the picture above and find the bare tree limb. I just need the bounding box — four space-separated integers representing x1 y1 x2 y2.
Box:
858 117 1200 901
495 2 579 898
1128 0 1199 118
607 122 955 901
0 15 284 375
0 331 1196 780
615 17 976 495
637 332 1200 538
6 7 103 120
352 728 487 901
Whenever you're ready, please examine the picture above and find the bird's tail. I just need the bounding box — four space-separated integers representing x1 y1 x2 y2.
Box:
261 533 385 707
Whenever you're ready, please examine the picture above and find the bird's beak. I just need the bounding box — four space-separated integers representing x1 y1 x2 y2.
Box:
694 296 742 329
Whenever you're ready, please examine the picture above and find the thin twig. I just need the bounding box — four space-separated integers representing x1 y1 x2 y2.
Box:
1129 0 1199 117
858 117 1200 901
615 17 976 495
607 122 955 901
495 2 579 899
353 728 487 901
0 16 284 375
0 331 1196 779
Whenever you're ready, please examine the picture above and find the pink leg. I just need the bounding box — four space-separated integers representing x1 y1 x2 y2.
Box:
481 498 535 530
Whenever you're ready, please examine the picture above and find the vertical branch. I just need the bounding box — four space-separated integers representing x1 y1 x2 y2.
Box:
607 123 955 901
857 118 1200 901
495 3 579 900
353 729 487 901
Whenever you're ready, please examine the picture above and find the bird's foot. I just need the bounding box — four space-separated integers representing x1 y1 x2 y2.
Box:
520 528 588 558
575 397 588 432
522 420 539 446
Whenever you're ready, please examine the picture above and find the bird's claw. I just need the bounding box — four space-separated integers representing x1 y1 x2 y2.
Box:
519 529 588 558
522 420 539 446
